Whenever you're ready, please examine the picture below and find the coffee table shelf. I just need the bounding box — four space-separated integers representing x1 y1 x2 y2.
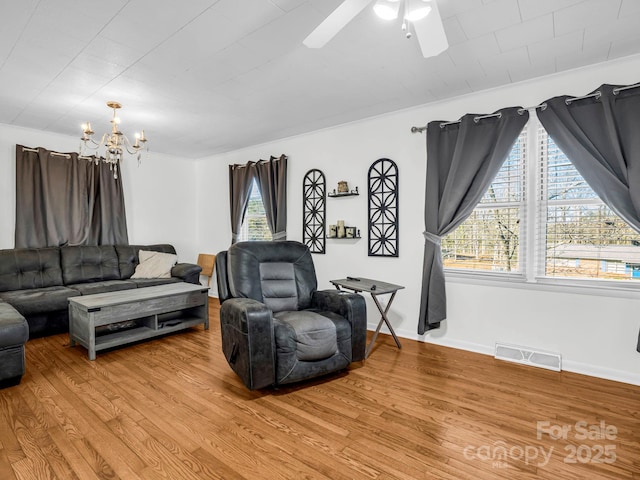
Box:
69 283 209 360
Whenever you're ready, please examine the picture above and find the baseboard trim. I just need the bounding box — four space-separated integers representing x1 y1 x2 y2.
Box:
367 323 640 387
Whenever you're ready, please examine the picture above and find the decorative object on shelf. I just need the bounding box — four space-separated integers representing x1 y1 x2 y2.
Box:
337 219 346 238
80 101 149 179
368 158 399 257
328 185 359 197
302 169 326 254
328 225 360 239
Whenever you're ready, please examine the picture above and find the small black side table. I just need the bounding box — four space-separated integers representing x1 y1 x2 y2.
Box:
330 277 404 358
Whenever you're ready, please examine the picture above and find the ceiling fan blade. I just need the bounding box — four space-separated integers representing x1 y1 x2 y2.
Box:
304 0 373 49
413 0 448 58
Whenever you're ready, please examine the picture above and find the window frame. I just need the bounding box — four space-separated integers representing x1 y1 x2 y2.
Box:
443 112 640 298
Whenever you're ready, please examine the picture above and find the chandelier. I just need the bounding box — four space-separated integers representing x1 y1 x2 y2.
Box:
373 0 432 38
80 101 148 179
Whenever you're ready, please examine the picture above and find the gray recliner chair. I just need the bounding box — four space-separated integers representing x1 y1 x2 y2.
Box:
216 241 367 390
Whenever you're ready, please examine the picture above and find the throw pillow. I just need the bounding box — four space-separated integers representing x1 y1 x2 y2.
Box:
131 250 178 279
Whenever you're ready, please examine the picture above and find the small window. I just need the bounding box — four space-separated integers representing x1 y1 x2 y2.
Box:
239 179 272 242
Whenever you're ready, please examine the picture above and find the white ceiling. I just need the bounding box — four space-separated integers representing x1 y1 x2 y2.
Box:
1 0 639 159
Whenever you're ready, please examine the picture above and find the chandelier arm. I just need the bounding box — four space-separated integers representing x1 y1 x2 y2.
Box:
82 137 102 149
122 135 142 155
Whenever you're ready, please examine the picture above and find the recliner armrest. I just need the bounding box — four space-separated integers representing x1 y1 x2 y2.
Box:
312 290 367 361
171 263 202 284
220 298 275 389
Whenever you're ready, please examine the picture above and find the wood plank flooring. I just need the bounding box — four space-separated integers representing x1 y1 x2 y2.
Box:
1 298 638 479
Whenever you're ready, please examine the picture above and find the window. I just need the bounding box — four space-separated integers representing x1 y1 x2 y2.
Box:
239 178 272 241
540 127 640 281
443 114 640 286
442 131 526 274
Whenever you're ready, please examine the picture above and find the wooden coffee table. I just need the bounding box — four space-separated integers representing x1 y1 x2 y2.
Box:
68 283 209 360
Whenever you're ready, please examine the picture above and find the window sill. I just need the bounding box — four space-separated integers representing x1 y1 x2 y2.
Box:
444 269 640 300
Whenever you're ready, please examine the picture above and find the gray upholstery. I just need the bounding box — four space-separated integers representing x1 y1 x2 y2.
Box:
0 286 80 316
0 302 29 388
273 311 338 361
0 247 63 292
260 262 299 313
0 243 201 337
61 245 120 285
217 241 366 390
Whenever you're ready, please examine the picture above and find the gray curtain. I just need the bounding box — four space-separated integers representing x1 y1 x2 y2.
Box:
418 107 529 334
229 162 255 244
537 83 640 233
253 154 288 240
15 145 128 248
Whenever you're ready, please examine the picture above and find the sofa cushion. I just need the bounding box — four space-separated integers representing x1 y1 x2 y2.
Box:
116 245 177 279
0 286 80 316
0 303 29 348
273 312 351 385
60 246 120 285
0 247 63 292
273 310 338 361
131 250 177 279
67 280 137 296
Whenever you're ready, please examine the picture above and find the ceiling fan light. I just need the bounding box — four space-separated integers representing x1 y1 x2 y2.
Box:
405 0 432 22
374 0 400 20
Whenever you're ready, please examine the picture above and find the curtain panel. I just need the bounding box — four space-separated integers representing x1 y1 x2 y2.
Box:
15 145 128 248
228 163 255 244
537 83 640 233
254 155 288 240
228 154 288 244
418 108 529 334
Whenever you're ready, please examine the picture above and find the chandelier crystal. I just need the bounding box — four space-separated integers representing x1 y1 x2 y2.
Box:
80 101 148 179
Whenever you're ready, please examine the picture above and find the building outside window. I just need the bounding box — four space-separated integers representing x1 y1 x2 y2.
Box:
239 178 272 242
442 114 640 286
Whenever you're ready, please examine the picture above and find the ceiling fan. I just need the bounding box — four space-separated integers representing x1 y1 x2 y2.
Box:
303 0 448 58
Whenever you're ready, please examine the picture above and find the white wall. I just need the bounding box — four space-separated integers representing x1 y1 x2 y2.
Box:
0 124 199 263
196 54 640 386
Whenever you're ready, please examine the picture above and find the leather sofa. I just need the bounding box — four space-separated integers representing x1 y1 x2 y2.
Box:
0 244 201 338
0 302 29 388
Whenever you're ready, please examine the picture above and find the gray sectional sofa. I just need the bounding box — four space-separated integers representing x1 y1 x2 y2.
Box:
0 243 201 387
0 244 201 337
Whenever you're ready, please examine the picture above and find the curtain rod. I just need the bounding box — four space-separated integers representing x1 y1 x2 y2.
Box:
411 110 513 133
20 146 71 158
613 82 640 94
410 83 639 134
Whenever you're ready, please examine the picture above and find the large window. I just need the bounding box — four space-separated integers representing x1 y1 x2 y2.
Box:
540 126 640 281
239 179 272 241
443 114 640 285
442 131 526 273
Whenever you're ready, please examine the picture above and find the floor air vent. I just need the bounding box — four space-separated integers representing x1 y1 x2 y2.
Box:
494 343 561 372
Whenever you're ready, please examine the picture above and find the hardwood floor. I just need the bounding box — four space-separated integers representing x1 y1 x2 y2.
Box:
1 298 638 479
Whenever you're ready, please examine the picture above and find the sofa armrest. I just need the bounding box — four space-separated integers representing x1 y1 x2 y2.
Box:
312 289 367 361
220 298 275 390
171 263 202 284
